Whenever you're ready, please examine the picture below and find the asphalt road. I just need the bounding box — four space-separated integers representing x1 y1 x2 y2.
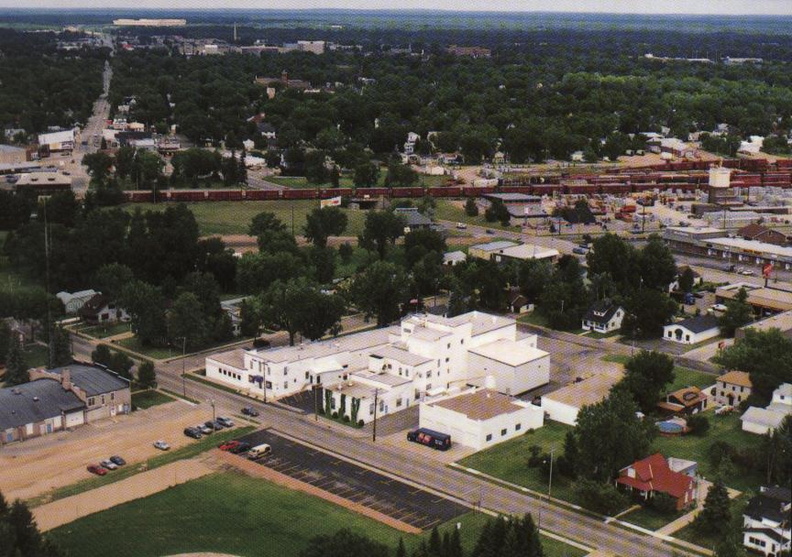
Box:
69 334 695 556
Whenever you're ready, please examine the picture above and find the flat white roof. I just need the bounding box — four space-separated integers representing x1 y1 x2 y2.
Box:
37 130 74 144
470 240 519 252
370 345 432 367
543 371 623 408
470 339 548 367
250 327 394 364
498 244 559 260
741 406 787 428
708 237 792 259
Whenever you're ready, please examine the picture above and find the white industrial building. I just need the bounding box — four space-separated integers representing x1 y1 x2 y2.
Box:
541 371 623 426
419 389 544 450
205 311 550 424
37 129 75 152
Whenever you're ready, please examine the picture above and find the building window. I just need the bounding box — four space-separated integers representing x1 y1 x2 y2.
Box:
445 357 449 362
501 428 507 436
283 381 288 389
110 392 115 401
515 423 521 431
447 343 451 349
486 434 492 441
305 371 309 379
427 370 432 378
88 397 95 406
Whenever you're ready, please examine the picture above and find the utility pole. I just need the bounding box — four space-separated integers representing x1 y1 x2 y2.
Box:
372 388 379 442
548 447 555 500
313 384 319 421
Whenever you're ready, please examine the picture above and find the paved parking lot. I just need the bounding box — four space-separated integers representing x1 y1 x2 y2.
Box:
237 429 468 530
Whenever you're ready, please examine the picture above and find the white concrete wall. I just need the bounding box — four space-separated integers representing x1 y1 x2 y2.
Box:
663 326 720 345
420 399 543 451
64 411 85 428
541 398 578 426
468 352 550 395
741 420 772 435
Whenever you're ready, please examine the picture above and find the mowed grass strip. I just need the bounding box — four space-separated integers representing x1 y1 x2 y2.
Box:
121 200 367 237
131 390 175 410
26 426 255 508
48 472 585 557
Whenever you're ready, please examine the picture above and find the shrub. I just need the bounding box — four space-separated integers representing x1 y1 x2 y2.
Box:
331 411 338 419
358 419 364 427
575 479 629 515
252 338 270 349
342 415 350 422
526 444 543 467
651 492 679 515
688 414 710 436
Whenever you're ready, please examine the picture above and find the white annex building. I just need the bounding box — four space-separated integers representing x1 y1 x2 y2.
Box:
420 388 544 450
206 311 550 424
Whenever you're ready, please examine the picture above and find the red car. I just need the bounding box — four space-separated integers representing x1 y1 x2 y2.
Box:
218 440 241 452
87 464 107 476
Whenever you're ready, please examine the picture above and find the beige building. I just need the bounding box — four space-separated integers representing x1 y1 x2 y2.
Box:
714 371 752 406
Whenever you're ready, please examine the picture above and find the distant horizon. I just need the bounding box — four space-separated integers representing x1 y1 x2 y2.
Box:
0 1 789 17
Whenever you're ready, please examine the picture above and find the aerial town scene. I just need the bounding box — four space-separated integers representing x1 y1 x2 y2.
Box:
0 1 791 556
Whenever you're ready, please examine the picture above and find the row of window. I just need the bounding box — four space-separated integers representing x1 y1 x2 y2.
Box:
218 368 241 381
484 423 522 442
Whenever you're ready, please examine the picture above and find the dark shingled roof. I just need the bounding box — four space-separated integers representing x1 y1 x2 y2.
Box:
745 487 792 525
583 299 621 325
49 364 130 396
673 314 720 334
0 380 84 430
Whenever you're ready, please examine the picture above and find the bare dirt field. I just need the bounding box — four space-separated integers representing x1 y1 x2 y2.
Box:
0 400 216 502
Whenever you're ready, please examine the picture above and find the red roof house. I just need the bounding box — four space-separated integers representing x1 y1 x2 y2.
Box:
616 453 698 511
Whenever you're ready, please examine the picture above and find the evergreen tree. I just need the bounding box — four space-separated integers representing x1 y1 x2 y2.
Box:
464 198 479 216
396 538 407 557
695 479 731 535
5 335 29 385
447 528 464 557
428 526 442 555
49 326 72 367
137 360 157 389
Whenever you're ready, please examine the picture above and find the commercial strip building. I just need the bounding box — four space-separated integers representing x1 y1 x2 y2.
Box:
716 284 792 315
0 363 131 444
663 226 792 272
468 241 559 264
206 312 550 424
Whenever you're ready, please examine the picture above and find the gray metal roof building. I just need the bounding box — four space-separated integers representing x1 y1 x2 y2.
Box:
0 380 83 431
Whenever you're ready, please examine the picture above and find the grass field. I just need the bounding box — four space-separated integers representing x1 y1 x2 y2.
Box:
434 199 523 232
667 366 717 391
621 505 681 531
121 200 368 238
517 312 549 328
267 173 450 190
78 322 131 339
651 413 763 492
47 472 584 557
131 390 175 410
458 421 578 504
115 337 177 360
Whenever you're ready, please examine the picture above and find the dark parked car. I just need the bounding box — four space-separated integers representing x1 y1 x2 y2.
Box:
184 427 202 439
241 407 259 417
230 442 252 454
205 420 224 431
87 464 107 476
109 455 126 466
216 416 234 428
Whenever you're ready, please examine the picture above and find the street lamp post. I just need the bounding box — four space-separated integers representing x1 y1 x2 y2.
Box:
208 398 216 424
181 336 187 398
372 388 380 442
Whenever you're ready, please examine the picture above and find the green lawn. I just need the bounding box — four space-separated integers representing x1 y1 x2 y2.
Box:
667 367 717 392
458 421 579 505
48 472 582 557
673 494 750 551
621 505 681 531
267 173 450 190
121 200 367 238
586 329 622 340
131 390 174 410
517 312 549 328
651 413 764 491
78 322 131 339
435 199 523 231
601 354 630 365
115 337 177 360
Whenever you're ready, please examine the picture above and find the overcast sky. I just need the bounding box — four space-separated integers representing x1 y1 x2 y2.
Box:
1 0 790 15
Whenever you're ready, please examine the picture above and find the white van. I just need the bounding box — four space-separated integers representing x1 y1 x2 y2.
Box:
247 444 272 460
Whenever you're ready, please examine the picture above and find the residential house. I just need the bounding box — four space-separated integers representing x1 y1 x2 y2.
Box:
55 289 99 314
742 486 791 557
507 289 531 314
205 311 550 414
738 224 789 247
616 453 698 511
78 294 130 326
741 383 792 435
657 386 709 415
715 370 752 406
443 251 467 267
1 363 131 444
582 300 624 333
663 315 720 345
419 388 544 450
394 207 434 232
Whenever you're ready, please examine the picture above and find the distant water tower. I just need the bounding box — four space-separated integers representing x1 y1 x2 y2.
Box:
708 163 731 204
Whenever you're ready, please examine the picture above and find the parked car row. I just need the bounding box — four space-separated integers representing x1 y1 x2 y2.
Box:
87 455 127 476
183 417 236 440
